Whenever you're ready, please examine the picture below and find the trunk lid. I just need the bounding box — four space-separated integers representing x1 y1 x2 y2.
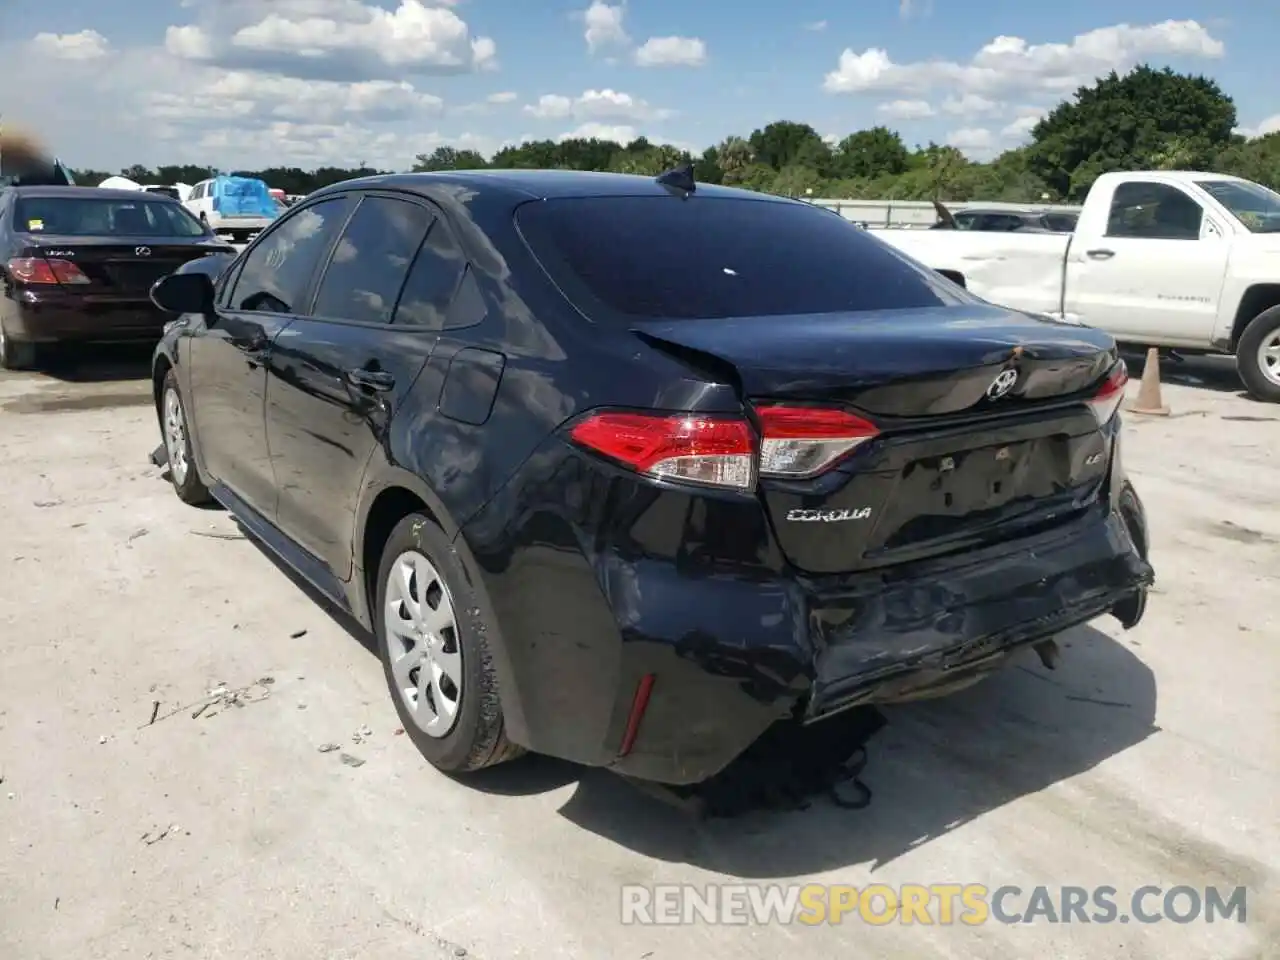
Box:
17 236 232 296
632 304 1119 574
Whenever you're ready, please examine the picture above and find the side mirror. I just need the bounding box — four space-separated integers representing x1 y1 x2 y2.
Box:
151 271 215 315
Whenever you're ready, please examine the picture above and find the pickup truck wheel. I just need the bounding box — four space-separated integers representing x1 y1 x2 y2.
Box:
1236 306 1280 403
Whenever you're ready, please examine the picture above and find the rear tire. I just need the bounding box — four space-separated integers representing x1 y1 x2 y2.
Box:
374 513 523 775
1235 305 1280 403
160 370 213 506
0 327 36 370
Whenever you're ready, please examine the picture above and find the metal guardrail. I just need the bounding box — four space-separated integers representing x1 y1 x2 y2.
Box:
805 197 1083 229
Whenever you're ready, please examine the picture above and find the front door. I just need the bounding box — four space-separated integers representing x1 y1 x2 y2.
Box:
185 193 354 519
1063 180 1229 347
266 193 457 578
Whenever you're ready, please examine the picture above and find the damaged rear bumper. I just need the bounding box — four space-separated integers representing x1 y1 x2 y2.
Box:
804 501 1153 721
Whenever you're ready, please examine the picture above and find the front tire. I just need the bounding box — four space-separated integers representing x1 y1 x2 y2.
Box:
374 513 523 774
1235 305 1280 403
160 370 212 505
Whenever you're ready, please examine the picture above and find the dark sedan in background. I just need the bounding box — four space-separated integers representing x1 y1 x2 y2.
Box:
0 186 235 368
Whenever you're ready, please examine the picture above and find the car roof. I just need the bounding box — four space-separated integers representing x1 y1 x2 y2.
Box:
308 168 794 206
7 185 180 202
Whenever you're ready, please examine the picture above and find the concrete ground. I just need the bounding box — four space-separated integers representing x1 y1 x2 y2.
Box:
0 346 1275 960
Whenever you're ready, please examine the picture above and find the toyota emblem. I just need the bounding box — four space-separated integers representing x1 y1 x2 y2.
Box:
135 246 151 257
986 369 1018 400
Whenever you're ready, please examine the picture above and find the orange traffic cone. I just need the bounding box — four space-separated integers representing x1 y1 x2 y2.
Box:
1127 347 1170 416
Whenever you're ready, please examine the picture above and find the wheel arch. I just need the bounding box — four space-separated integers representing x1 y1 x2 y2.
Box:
1230 284 1280 350
352 465 531 745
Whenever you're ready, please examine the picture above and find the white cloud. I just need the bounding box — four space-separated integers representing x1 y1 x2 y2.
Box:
803 20 828 32
899 0 933 18
165 25 214 59
486 91 517 104
1000 107 1047 141
227 0 495 70
29 30 110 60
0 26 494 171
1238 115 1280 139
524 89 670 123
143 71 444 126
583 1 628 52
824 20 1223 97
560 123 640 143
185 121 498 170
878 99 935 119
942 94 1003 117
634 36 706 67
946 127 995 158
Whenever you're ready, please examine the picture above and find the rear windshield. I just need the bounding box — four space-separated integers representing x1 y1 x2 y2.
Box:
516 196 974 320
12 196 208 237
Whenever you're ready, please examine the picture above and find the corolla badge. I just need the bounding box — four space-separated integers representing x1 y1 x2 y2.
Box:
986 368 1018 400
786 507 871 522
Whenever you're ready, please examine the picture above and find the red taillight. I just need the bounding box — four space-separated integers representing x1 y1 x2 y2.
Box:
569 411 756 490
756 404 879 478
1086 361 1128 426
569 404 880 490
7 257 89 285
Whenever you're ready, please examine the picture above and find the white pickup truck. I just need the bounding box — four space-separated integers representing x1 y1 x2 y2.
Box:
874 171 1280 402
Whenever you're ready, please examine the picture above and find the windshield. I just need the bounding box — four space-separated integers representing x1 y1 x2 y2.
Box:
1196 179 1280 233
13 196 209 237
517 195 975 320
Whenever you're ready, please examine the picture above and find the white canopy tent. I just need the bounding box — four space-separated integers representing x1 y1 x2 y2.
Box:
98 175 142 190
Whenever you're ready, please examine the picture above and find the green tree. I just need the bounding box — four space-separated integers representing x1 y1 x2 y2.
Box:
831 127 910 180
1028 65 1237 200
1214 133 1280 189
748 121 827 171
412 147 489 171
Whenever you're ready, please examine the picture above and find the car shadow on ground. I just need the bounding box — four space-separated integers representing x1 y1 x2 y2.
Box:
241 533 1157 877
30 342 156 383
1120 346 1251 401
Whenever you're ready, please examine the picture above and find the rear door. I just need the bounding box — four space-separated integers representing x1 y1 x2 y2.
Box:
266 192 443 577
186 194 354 517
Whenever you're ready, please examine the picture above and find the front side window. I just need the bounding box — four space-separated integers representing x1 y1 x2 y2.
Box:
312 197 434 324
229 196 352 313
1106 182 1203 240
12 197 209 237
1196 179 1280 234
517 195 974 321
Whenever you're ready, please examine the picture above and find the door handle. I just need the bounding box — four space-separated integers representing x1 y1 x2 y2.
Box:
346 368 395 391
1086 249 1115 259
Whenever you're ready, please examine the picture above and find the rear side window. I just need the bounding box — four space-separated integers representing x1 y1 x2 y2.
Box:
392 218 469 329
230 196 352 313
516 196 971 320
312 197 434 324
13 196 208 237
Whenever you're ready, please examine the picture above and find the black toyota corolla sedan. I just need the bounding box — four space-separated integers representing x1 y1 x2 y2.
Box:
148 168 1153 785
0 186 235 368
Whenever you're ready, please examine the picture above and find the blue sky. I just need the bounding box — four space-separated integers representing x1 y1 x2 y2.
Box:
0 0 1274 172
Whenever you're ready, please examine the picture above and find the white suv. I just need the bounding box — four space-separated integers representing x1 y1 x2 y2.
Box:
183 176 276 243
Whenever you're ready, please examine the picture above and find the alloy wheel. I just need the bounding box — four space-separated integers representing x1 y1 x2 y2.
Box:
384 551 463 737
1258 328 1280 388
163 386 189 486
